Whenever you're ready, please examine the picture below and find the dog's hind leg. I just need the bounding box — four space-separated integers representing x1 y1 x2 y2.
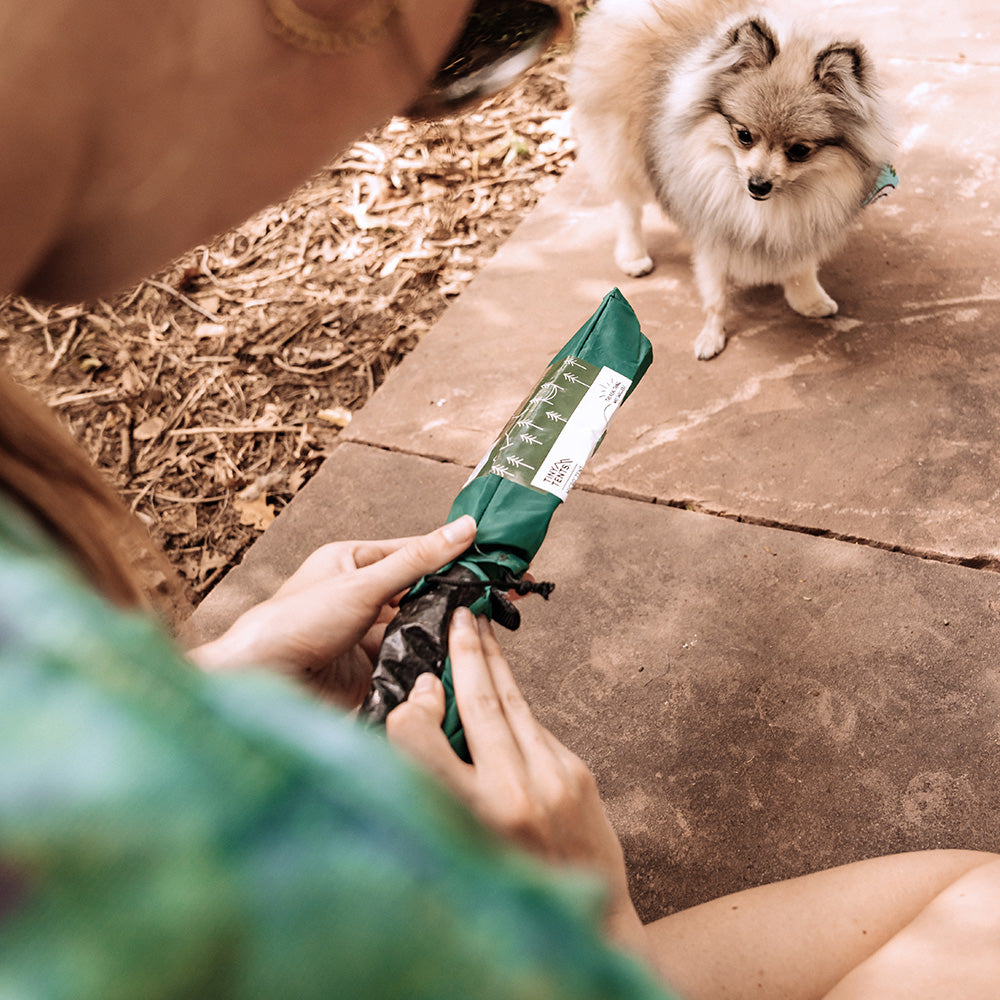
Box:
783 265 838 318
613 200 654 277
692 246 729 360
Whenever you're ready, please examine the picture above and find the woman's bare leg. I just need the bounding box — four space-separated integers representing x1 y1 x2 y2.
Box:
824 856 1000 999
642 849 999 1000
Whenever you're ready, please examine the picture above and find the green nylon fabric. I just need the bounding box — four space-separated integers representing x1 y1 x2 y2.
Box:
436 288 653 752
447 287 653 577
0 495 674 1000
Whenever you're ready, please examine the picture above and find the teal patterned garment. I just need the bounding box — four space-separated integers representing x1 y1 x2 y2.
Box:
0 496 674 1000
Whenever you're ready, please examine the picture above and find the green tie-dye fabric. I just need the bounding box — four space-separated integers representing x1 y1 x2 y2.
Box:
0 496 673 1000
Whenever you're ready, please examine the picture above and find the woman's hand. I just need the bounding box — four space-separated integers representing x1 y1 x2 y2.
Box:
188 515 477 709
386 608 647 952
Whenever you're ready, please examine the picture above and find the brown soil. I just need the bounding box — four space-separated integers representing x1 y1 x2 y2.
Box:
0 54 575 612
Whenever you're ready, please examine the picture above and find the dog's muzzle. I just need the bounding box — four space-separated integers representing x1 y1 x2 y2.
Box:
748 178 773 200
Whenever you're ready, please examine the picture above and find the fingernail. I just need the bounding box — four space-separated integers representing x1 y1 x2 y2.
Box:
413 672 438 694
442 515 476 544
451 606 475 628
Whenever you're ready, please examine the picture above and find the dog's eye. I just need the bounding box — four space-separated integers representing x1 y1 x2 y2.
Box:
734 127 754 147
786 143 812 162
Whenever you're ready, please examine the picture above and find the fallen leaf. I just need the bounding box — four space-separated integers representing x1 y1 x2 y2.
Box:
287 467 308 493
196 295 222 315
236 494 276 531
164 505 198 535
133 416 166 440
318 406 352 428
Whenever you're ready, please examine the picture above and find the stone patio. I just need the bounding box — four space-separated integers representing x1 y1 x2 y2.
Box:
189 0 1000 921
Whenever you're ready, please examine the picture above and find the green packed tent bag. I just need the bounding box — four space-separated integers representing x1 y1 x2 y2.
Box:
360 289 653 759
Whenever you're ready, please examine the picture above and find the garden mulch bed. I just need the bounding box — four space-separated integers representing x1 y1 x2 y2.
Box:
1 53 576 615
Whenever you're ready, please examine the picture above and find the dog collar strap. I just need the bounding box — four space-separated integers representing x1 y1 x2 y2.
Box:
863 162 899 206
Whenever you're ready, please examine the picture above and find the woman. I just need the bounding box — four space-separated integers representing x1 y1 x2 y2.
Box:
2 1 999 997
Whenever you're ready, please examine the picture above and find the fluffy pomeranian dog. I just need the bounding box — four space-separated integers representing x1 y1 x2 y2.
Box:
569 0 894 359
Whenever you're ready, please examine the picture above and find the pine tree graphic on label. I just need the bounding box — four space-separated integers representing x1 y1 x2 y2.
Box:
544 409 567 422
531 381 564 405
514 418 544 432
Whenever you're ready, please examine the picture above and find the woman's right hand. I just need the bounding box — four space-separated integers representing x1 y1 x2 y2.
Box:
386 608 648 953
189 516 478 710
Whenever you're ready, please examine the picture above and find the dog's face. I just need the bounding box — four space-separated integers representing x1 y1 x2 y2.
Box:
722 114 827 201
708 18 878 203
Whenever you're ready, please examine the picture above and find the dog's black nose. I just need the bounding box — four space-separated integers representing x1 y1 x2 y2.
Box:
748 178 773 199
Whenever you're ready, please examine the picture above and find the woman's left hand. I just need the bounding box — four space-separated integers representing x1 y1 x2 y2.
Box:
188 516 477 709
386 608 643 946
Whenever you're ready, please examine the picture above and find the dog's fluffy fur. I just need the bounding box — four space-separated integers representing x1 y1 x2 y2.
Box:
569 0 894 358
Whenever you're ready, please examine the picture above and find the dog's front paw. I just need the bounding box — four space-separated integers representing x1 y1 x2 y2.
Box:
783 275 838 318
616 252 654 277
788 291 838 318
694 324 727 360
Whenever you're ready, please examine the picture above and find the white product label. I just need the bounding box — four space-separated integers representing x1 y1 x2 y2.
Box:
470 357 632 501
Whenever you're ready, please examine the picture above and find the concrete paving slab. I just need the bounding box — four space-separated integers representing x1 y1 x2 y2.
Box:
771 0 998 64
343 24 1000 566
190 444 1000 921
187 0 1000 927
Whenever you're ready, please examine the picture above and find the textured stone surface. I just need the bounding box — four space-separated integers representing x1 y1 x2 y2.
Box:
343 15 1000 566
190 0 1000 923
191 445 1000 920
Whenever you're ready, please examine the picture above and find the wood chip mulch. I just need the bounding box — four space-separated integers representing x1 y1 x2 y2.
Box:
0 54 576 615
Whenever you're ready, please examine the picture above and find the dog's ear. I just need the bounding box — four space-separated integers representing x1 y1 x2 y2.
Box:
724 18 779 72
814 43 874 107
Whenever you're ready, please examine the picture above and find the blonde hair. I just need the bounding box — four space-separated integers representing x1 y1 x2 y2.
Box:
0 368 171 610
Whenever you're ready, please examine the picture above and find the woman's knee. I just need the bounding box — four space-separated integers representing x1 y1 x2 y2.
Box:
824 853 1000 998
